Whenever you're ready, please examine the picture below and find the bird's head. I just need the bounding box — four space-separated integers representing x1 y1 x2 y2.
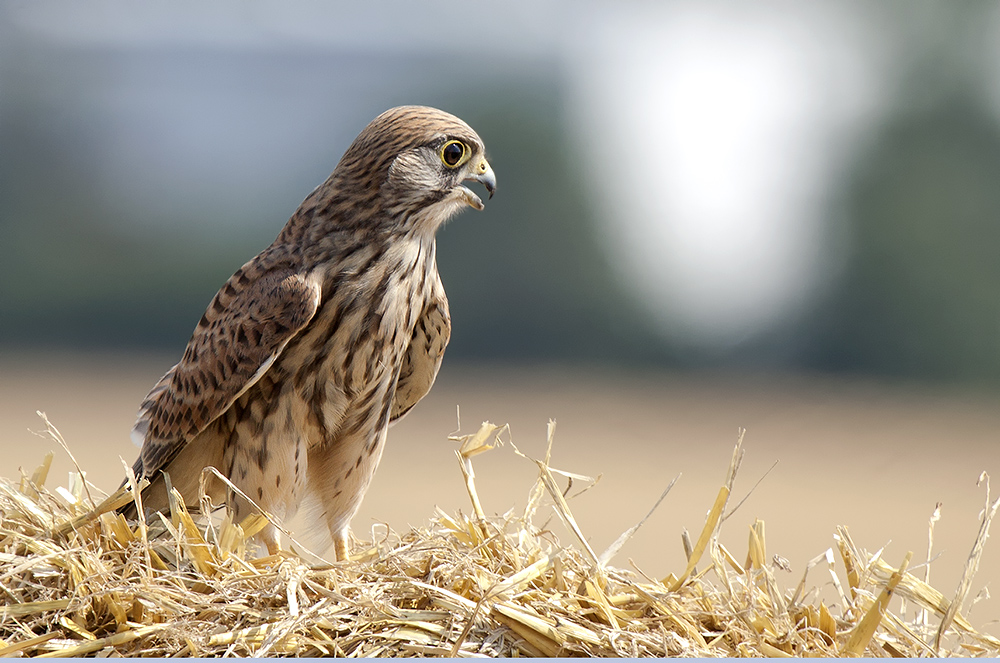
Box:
333 106 496 233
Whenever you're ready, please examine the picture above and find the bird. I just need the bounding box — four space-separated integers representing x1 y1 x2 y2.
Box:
121 106 496 561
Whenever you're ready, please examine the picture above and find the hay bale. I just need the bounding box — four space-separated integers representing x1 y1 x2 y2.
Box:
1 416 998 657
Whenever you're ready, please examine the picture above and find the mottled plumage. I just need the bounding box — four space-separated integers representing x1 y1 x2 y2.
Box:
123 106 496 560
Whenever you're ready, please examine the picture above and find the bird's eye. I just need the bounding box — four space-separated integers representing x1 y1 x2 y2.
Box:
440 140 468 168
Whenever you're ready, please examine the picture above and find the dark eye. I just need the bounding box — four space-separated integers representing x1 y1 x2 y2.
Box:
440 140 467 168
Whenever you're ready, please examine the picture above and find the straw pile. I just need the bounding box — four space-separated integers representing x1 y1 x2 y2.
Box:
2 414 999 657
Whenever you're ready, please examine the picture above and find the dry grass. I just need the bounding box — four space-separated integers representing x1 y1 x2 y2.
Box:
2 414 999 657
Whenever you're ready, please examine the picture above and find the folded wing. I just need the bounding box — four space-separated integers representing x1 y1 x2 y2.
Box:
390 297 451 424
132 265 321 480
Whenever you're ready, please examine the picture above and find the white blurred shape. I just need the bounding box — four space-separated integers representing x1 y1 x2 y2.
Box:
566 4 879 349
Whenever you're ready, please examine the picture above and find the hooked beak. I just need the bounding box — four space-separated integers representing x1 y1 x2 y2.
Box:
460 158 496 210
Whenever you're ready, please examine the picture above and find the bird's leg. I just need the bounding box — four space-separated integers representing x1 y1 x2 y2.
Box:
224 418 309 558
333 528 350 561
305 422 389 564
262 524 282 556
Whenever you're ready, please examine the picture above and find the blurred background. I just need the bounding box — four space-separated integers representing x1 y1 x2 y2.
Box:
3 0 1000 633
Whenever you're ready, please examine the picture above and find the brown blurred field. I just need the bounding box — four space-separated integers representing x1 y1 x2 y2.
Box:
2 351 999 635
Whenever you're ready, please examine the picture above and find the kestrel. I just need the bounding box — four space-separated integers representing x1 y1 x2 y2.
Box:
122 106 496 561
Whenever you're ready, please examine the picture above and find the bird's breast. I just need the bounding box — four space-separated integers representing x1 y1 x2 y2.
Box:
273 237 438 444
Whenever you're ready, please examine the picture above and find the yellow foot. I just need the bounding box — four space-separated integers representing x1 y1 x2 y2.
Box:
333 532 350 562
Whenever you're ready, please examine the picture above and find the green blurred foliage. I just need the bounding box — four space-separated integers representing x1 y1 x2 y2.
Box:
807 97 1000 385
4 3 1000 387
0 102 270 348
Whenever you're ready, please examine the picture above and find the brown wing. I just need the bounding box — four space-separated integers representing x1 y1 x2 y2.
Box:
132 264 321 479
390 295 451 424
